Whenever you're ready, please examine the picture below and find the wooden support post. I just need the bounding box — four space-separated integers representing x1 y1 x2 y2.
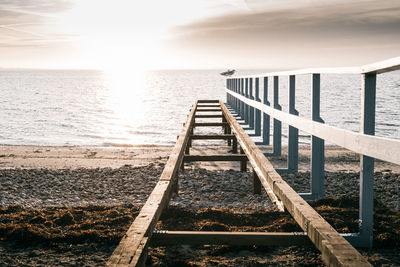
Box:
232 136 238 154
253 169 261 194
244 78 249 124
301 74 324 201
255 77 261 136
263 77 271 144
189 127 193 148
273 76 282 156
249 78 255 129
241 79 245 120
288 75 299 172
240 146 247 172
358 73 376 248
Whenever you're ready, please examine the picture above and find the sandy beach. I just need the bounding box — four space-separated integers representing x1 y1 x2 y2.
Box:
0 144 399 266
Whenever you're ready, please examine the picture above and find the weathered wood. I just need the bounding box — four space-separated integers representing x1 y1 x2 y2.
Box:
190 134 235 140
150 231 311 246
253 169 262 195
194 122 228 127
107 102 198 267
197 104 221 108
195 108 221 112
198 99 219 103
219 101 371 267
184 154 248 162
194 114 224 118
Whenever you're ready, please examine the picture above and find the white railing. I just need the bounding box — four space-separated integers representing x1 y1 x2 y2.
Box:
225 56 400 248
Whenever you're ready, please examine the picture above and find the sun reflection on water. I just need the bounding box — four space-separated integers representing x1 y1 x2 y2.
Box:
101 68 150 143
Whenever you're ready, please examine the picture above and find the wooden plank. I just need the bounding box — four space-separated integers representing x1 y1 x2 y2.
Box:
107 102 198 267
197 104 221 108
190 134 235 140
194 114 224 118
195 108 222 112
226 90 400 165
150 231 311 246
219 101 371 267
184 154 248 162
194 122 229 127
198 99 219 103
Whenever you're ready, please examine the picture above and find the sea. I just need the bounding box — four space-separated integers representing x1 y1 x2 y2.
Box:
0 69 399 147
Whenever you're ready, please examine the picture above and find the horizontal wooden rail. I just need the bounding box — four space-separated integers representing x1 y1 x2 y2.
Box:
219 101 371 267
190 134 235 140
226 90 400 165
150 231 311 246
233 56 400 78
184 154 247 162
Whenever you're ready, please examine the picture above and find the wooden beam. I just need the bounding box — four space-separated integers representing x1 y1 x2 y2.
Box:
195 108 222 112
194 122 229 127
150 231 311 246
194 114 224 118
184 154 247 162
190 134 235 140
219 101 371 267
197 104 221 108
107 102 198 267
198 99 219 103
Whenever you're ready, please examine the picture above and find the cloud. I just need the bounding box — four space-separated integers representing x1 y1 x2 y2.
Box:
0 0 74 48
167 0 400 68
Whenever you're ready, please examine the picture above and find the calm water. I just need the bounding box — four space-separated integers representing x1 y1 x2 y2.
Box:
0 69 399 146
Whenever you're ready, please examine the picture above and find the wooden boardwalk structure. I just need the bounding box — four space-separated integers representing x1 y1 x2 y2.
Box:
107 99 373 267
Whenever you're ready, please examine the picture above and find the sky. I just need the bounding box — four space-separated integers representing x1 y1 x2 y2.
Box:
0 0 399 70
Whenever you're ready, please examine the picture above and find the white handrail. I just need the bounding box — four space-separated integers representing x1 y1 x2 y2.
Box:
233 56 400 79
226 90 400 165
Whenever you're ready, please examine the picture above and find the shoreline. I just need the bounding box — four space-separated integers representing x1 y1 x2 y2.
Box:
1 144 399 172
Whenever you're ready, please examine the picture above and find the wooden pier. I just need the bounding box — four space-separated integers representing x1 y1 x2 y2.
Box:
107 100 373 267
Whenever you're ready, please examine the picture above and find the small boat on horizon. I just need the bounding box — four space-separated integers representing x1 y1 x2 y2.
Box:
220 69 235 76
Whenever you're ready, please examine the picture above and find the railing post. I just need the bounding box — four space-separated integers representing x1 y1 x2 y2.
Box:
255 78 261 136
244 78 249 124
263 77 271 144
307 74 325 200
241 79 245 120
234 79 238 111
359 73 376 248
288 75 299 172
273 76 282 156
249 78 255 129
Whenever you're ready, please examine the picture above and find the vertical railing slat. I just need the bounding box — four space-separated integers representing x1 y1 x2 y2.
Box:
255 78 261 136
359 73 376 248
262 77 271 144
288 75 299 172
273 76 282 156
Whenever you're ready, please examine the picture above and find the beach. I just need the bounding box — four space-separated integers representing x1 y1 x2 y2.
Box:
0 145 399 266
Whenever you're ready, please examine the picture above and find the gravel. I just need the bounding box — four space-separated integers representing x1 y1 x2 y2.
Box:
0 163 398 210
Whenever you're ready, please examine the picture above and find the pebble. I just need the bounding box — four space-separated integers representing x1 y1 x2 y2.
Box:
0 164 399 210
